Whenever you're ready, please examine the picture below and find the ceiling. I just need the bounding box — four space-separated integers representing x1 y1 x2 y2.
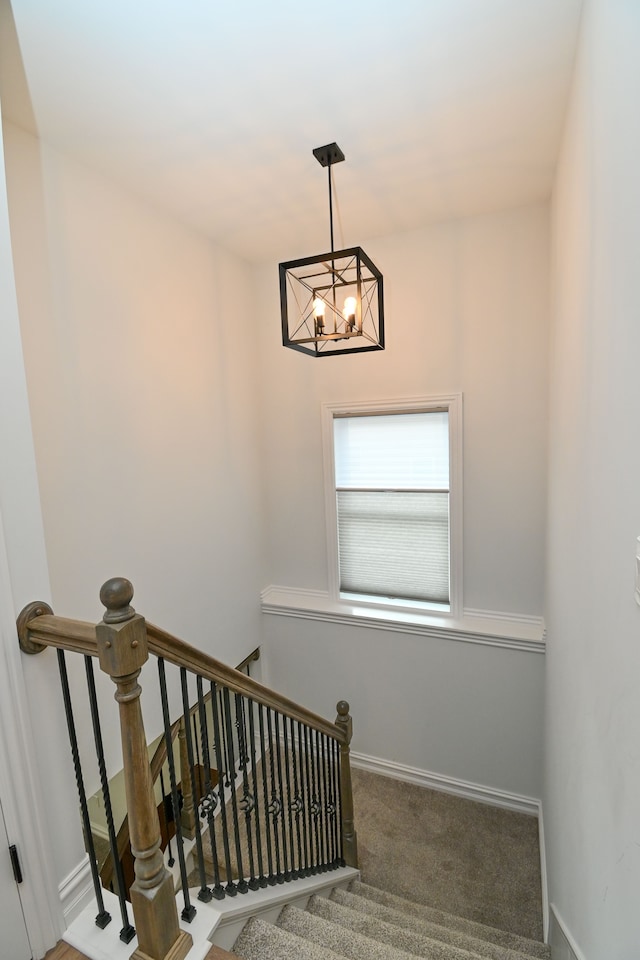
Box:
0 0 583 264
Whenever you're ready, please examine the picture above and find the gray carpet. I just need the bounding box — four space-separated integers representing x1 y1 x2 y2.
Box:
232 882 551 960
351 768 543 942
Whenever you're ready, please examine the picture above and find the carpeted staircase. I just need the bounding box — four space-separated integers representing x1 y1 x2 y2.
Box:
230 879 551 960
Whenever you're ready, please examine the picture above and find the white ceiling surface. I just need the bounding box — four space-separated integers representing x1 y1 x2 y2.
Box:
1 0 582 264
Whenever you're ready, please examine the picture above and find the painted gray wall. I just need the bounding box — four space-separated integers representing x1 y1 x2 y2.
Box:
262 615 544 801
545 1 640 956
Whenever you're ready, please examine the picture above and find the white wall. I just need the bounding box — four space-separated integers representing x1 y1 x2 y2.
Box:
4 122 265 664
257 204 549 800
0 107 64 953
2 122 266 888
258 205 550 616
545 1 640 956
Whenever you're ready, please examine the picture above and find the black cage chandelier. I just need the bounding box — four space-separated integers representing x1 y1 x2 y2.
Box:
279 143 384 357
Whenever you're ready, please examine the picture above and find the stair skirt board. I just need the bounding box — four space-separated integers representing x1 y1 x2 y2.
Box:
350 751 540 817
548 905 586 960
208 867 360 950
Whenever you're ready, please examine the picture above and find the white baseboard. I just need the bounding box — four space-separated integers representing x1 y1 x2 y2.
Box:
89 821 110 842
351 751 540 816
549 904 587 960
538 802 549 942
60 855 94 924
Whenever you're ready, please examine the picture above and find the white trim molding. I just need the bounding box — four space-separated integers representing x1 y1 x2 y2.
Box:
549 904 587 960
59 855 94 925
350 751 541 816
208 866 360 950
0 515 63 955
538 802 549 943
261 585 546 654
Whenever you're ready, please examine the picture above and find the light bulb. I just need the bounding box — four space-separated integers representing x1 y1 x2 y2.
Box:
313 297 326 336
343 296 357 333
343 296 357 320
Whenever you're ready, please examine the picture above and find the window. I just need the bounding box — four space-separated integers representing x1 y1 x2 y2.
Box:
323 396 462 616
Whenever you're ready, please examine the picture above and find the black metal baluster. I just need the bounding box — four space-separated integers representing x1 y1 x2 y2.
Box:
235 694 259 890
266 708 283 882
192 713 202 795
222 687 248 893
314 728 327 871
160 769 175 867
196 677 224 900
273 712 290 881
218 687 231 786
257 704 275 884
308 723 320 873
180 669 211 902
298 720 312 876
331 736 340 867
318 733 331 870
290 717 304 878
158 658 196 921
324 734 336 868
84 656 134 941
320 732 331 869
247 699 267 887
56 650 112 932
210 681 236 896
336 733 345 866
238 695 249 769
282 715 296 878
313 727 324 870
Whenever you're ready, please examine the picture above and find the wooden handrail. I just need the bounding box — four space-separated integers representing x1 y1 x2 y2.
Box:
146 622 345 743
17 607 345 744
17 604 97 656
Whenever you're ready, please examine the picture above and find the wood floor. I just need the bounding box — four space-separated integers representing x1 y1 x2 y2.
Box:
42 940 233 960
42 944 86 960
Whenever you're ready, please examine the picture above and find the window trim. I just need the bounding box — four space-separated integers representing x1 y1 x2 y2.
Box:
321 394 463 620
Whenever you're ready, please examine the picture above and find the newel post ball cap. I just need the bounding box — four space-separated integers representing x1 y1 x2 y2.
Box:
100 577 135 623
336 700 350 718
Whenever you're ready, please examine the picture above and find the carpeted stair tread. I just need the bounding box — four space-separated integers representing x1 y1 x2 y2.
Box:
278 903 438 960
321 890 543 960
232 915 349 960
349 882 550 960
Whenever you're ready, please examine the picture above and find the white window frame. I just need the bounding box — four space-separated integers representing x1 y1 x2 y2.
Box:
322 394 463 619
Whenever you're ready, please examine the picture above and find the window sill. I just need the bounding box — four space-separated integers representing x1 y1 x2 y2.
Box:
260 585 546 653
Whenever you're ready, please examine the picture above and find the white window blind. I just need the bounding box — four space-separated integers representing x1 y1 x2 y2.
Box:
333 411 450 605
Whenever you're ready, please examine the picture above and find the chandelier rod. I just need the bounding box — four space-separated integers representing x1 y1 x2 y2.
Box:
328 164 335 255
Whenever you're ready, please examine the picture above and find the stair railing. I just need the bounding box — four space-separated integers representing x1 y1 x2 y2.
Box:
100 648 259 898
17 578 357 960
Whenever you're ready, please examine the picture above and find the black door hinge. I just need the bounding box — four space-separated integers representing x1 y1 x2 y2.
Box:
9 844 23 884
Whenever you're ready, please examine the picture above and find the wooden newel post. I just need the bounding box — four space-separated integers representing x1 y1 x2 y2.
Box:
335 700 358 868
96 579 192 960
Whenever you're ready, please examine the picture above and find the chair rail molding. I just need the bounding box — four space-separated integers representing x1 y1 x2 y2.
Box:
261 586 546 654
